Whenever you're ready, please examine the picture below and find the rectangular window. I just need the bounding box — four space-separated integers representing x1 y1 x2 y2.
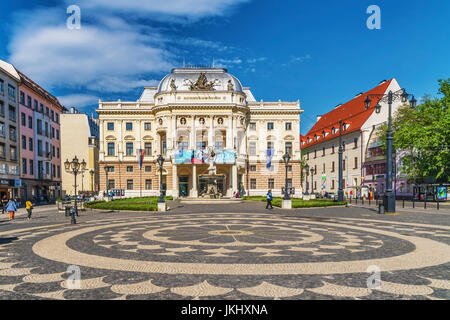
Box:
249 122 256 131
0 80 4 95
56 129 59 140
144 122 151 130
10 146 17 161
107 122 114 130
314 150 317 158
162 141 167 155
34 100 38 111
267 141 274 150
45 107 49 116
250 179 257 189
354 157 358 169
51 110 54 121
37 119 42 134
9 105 16 121
108 179 115 189
331 180 335 189
287 178 293 188
322 147 325 156
8 85 15 101
22 135 26 149
354 137 358 148
29 159 33 175
20 92 25 104
145 179 152 190
9 126 16 141
145 165 152 172
250 165 257 172
332 145 335 154
287 165 292 172
342 142 345 151
306 152 309 160
314 181 317 190
0 101 3 116
107 142 115 156
21 113 26 126
0 122 4 137
0 143 5 158
332 161 335 172
126 166 133 172
314 165 317 175
45 122 48 136
249 141 256 156
29 137 33 151
268 178 274 189
267 122 274 131
343 159 346 171
28 115 32 128
127 179 134 190
57 147 59 158
22 158 27 174
126 122 133 131
57 165 60 178
285 142 292 155
323 163 325 173
285 122 292 130
55 113 59 124
126 142 133 156
39 103 43 113
27 96 31 108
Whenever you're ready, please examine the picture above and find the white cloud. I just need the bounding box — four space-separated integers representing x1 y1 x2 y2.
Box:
247 57 267 63
214 57 243 68
9 10 172 92
58 94 99 108
70 0 250 19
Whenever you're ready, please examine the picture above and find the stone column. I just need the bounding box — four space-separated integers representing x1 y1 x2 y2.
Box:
118 120 123 161
208 116 214 148
226 116 232 149
190 116 196 150
232 164 238 193
172 164 178 199
191 164 198 198
99 121 104 161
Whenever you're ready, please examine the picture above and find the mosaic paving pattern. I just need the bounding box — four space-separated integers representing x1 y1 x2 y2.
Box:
0 213 449 300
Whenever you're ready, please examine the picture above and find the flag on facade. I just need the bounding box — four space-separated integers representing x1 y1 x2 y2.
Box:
138 149 145 170
266 149 274 169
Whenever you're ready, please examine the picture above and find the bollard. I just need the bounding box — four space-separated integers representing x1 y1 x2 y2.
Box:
424 197 427 209
362 198 364 206
65 206 71 217
412 197 415 208
378 203 385 214
437 200 439 210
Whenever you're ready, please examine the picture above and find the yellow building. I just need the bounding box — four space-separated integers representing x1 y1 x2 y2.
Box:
60 107 99 196
97 67 303 199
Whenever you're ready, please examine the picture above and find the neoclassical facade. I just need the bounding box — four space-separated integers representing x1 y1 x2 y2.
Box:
97 67 303 199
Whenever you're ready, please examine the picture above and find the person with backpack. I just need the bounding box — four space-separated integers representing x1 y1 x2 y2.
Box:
6 199 17 221
266 189 273 209
26 200 33 220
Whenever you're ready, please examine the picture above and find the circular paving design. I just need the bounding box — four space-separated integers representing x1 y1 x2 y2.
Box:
0 213 449 299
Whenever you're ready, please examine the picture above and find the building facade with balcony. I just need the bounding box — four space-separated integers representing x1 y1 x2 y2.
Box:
61 107 99 196
16 70 65 202
0 60 21 199
97 67 303 199
301 78 411 198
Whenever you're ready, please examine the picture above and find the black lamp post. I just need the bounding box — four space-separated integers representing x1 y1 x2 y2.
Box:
364 89 416 212
157 154 165 203
304 163 310 195
64 156 86 224
104 165 112 197
310 167 315 195
338 119 344 202
89 169 94 194
282 152 291 200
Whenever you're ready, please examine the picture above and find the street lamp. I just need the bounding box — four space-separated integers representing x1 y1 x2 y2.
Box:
304 163 310 195
282 152 291 200
89 169 94 194
310 167 315 195
364 89 416 212
338 119 344 202
64 156 86 224
157 154 165 203
104 165 112 197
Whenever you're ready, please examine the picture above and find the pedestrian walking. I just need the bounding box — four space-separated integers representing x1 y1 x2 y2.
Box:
266 189 273 209
1 195 7 214
26 200 33 220
6 199 18 221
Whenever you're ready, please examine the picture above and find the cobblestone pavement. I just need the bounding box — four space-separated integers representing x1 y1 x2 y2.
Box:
0 202 449 300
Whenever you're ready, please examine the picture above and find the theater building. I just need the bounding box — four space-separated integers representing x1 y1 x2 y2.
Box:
97 67 303 199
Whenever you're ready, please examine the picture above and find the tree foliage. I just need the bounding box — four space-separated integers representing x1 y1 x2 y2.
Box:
375 79 450 183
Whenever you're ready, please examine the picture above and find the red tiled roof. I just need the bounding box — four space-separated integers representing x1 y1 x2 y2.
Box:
301 79 392 148
16 69 65 111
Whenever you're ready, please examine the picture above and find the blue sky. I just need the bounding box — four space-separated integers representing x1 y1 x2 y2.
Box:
1 0 449 134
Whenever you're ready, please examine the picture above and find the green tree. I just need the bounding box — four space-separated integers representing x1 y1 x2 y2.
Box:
376 79 450 183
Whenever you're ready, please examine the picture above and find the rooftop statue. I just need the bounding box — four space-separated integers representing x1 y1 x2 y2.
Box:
188 72 215 91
